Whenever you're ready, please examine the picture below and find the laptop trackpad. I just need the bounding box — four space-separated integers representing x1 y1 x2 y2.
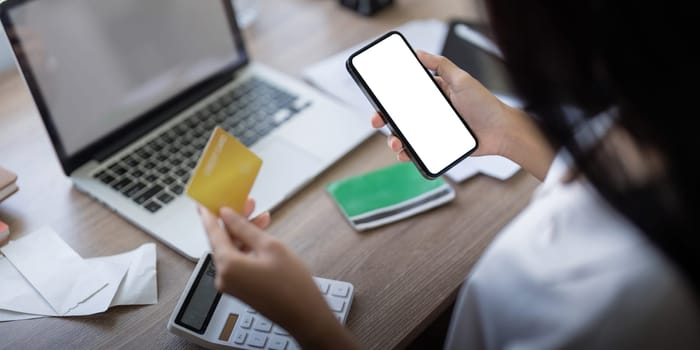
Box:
249 137 323 215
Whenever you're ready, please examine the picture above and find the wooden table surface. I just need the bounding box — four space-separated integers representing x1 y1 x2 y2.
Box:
0 0 539 349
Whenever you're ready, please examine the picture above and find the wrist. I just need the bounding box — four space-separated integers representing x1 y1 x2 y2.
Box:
499 106 555 181
294 312 357 350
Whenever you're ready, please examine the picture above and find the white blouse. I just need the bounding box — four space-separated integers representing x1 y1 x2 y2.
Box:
444 154 700 349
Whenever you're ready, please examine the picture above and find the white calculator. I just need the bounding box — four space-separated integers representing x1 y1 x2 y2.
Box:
168 253 354 350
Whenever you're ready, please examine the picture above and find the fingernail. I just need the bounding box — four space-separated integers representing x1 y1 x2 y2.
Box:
220 207 235 217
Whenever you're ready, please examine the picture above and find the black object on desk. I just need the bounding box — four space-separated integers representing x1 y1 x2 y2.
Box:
340 0 393 16
440 20 517 99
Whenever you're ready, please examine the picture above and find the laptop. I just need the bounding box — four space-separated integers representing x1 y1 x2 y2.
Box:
0 0 373 260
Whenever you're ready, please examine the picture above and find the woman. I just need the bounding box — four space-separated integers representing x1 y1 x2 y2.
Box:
199 1 700 348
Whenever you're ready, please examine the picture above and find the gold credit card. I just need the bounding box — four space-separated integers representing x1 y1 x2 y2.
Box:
186 126 262 214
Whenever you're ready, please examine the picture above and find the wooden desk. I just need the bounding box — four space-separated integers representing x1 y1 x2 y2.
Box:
0 0 539 348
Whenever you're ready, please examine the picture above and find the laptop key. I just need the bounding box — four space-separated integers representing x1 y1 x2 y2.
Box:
136 148 152 159
130 169 145 178
174 168 189 177
134 185 163 204
123 156 140 168
185 117 198 128
110 165 128 176
99 173 116 185
123 182 147 198
144 201 162 213
148 142 164 152
197 112 209 121
112 177 133 191
145 173 159 183
157 192 175 204
170 184 184 195
162 176 176 185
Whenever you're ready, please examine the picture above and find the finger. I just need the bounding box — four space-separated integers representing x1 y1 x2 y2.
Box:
371 112 386 128
219 207 263 247
199 205 235 253
242 198 255 218
251 212 271 229
397 150 411 162
434 76 450 96
416 51 463 86
387 135 403 152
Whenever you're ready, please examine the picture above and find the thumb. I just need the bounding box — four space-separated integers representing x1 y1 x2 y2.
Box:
219 207 263 247
416 50 463 86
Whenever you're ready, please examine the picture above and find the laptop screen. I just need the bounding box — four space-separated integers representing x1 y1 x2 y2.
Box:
6 0 243 157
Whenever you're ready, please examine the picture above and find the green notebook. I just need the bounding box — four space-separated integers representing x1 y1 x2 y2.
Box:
327 162 455 231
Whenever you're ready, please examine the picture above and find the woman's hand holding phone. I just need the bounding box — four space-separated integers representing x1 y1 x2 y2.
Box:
372 50 515 161
375 50 556 181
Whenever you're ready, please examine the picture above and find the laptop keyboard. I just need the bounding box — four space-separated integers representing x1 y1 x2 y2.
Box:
92 78 311 213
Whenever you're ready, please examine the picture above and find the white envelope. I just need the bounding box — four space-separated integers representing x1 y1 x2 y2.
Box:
0 256 126 317
0 230 157 322
0 227 108 315
107 243 158 306
446 155 521 182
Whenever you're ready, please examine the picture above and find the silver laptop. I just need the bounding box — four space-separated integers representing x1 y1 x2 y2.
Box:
1 0 373 260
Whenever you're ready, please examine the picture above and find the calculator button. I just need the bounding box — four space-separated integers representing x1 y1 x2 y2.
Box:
233 331 247 345
316 280 330 294
246 308 258 314
247 333 267 348
268 337 289 350
240 314 254 329
273 326 289 336
253 318 273 333
331 284 350 297
324 296 345 313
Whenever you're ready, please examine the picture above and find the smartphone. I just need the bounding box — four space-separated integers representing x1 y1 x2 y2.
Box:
346 31 478 179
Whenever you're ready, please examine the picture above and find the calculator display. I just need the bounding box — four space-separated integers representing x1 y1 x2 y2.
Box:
175 255 222 333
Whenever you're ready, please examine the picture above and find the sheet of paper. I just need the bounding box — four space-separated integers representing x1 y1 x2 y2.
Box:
0 255 127 316
0 240 157 322
446 155 521 182
303 19 522 182
0 309 42 322
0 254 56 316
66 260 128 316
0 227 108 315
108 243 158 306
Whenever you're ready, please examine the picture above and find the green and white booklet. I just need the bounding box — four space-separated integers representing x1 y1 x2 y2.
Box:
326 162 455 231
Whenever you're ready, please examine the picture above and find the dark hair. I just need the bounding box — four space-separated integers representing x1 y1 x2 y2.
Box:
483 1 698 290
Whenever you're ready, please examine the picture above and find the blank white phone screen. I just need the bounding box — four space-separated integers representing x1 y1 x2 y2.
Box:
351 33 477 175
